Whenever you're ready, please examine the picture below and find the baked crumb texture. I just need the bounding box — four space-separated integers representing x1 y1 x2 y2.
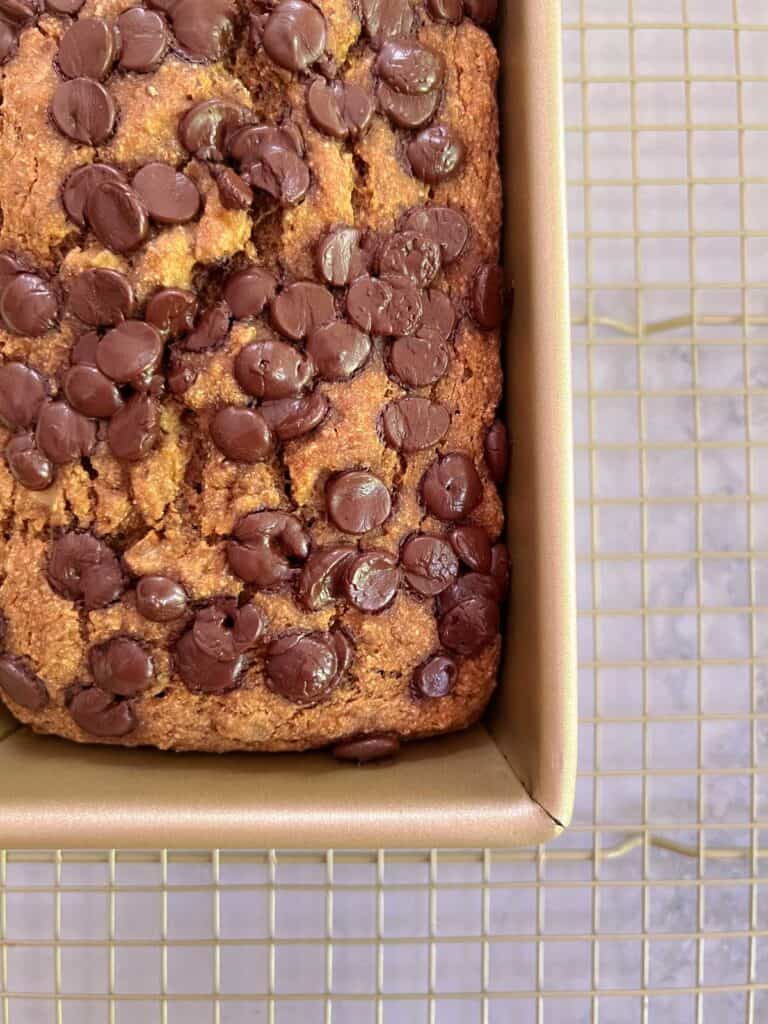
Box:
0 0 506 758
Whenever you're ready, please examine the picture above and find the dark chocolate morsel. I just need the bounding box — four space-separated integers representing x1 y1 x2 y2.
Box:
68 686 137 737
135 575 188 622
418 289 455 341
262 0 326 72
0 362 46 430
62 163 127 228
209 406 274 463
376 38 443 93
271 281 335 341
315 226 368 287
401 205 469 265
381 395 450 452
426 0 462 22
234 339 313 400
464 0 496 26
224 266 277 320
346 274 423 336
260 391 329 441
471 263 504 329
378 231 441 287
343 549 400 612
412 653 457 698
266 631 339 705
171 0 236 62
306 321 370 382
449 524 492 573
36 400 96 464
297 545 356 610
132 162 201 225
388 332 450 389
377 82 439 130
183 303 231 352
0 274 58 337
90 636 154 697
422 452 483 521
332 734 400 762
212 166 254 210
85 181 149 254
145 288 198 337
178 97 252 160
192 601 264 661
400 533 458 596
97 320 163 386
6 433 55 491
68 268 134 327
326 470 391 534
485 419 508 483
48 531 124 609
117 7 168 72
307 78 372 140
0 654 49 710
360 0 414 46
406 124 465 184
71 331 101 366
64 364 123 418
51 78 116 146
58 17 117 80
227 510 310 587
175 628 245 693
107 393 161 461
439 595 499 655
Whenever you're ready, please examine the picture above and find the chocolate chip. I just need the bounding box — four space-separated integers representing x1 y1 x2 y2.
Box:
449 524 492 573
68 268 134 327
0 251 29 292
262 0 326 72
490 542 509 600
343 550 400 612
402 205 469 265
412 653 457 698
377 83 439 130
400 533 458 596
422 452 483 521
227 122 303 163
135 575 187 621
437 572 499 616
209 406 274 463
97 320 163 386
145 288 198 336
71 331 100 366
464 0 496 27
0 274 58 337
377 38 443 93
117 7 168 72
361 0 414 46
246 141 310 206
36 400 96 464
388 332 449 389
227 510 309 587
178 97 252 160
0 654 49 710
307 78 373 140
0 362 46 429
86 181 149 254
471 263 504 329
260 390 328 441
68 686 137 736
183 303 231 351
484 419 507 483
51 78 116 146
167 354 196 395
212 166 254 210
297 545 356 610
326 470 391 534
234 339 313 400
192 601 264 661
90 637 154 697
62 164 127 228
346 274 423 336
107 393 161 461
49 531 123 609
315 226 370 287
0 0 38 25
132 162 201 225
306 322 370 382
381 396 449 452
266 631 339 705
426 0 462 22
331 629 354 672
407 125 465 184
6 433 55 490
378 231 441 288
46 0 83 13
271 281 335 341
64 364 122 418
175 628 244 693
223 266 277 320
0 23 18 65
439 594 499 655
332 733 400 762
58 17 117 80
171 0 235 61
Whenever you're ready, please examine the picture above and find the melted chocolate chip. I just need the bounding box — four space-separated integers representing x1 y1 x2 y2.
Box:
297 545 356 610
58 17 117 80
86 181 149 254
234 339 313 400
228 122 303 163
135 575 187 621
346 274 423 336
71 331 100 366
36 400 96 464
437 572 499 616
0 274 58 337
490 542 509 600
422 452 483 521
51 78 116 146
179 98 252 160
212 166 254 210
107 393 161 461
426 0 462 22
62 164 127 228
315 226 370 287
192 601 264 661
175 628 245 693
0 0 38 25
132 162 201 225
388 332 449 389
306 322 370 382
117 7 168 72
0 654 49 710
449 523 492 573
262 0 326 72
419 290 456 341
209 406 274 463
227 510 309 587
97 320 163 386
64 364 122 418
167 354 196 395
48 531 123 609
271 281 335 340
6 433 55 490
266 631 339 705
439 595 499 655
412 653 457 698
68 686 137 736
382 396 449 453
378 231 441 288
68 268 134 327
377 38 443 93
484 419 507 483
260 390 328 441
183 303 231 351
326 470 391 534
400 533 458 596
145 288 198 337
46 0 84 12
0 251 29 291
223 266 277 319
464 0 496 26
0 23 18 65
307 78 372 140
332 733 400 762
171 0 235 61
361 0 414 46
407 125 465 184
90 636 154 697
402 205 469 265
343 549 400 612
0 362 46 429
377 83 439 130
471 263 504 329
246 141 310 206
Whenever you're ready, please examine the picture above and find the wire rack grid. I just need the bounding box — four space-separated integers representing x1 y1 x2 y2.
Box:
2 0 768 1020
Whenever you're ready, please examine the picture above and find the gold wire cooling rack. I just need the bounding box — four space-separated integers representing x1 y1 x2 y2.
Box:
2 1 768 1021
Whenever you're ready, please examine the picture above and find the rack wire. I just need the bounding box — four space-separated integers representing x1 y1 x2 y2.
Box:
2 0 768 1020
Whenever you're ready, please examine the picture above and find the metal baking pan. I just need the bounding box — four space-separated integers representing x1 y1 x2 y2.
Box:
0 0 575 848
